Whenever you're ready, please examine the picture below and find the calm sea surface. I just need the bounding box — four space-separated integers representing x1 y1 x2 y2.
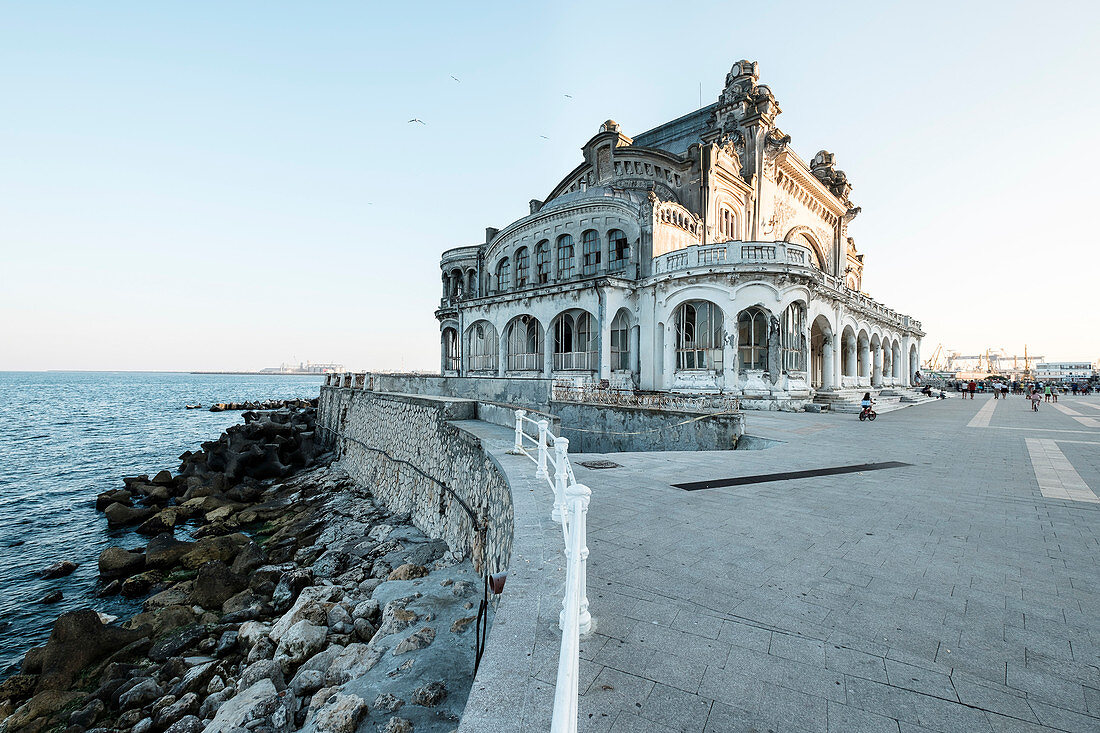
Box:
0 371 325 677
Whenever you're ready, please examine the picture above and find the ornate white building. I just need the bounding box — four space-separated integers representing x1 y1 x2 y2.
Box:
436 61 922 408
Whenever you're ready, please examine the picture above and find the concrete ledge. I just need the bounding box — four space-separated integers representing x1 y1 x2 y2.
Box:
454 420 562 733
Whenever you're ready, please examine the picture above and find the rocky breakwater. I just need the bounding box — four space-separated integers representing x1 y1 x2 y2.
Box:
208 400 315 413
0 406 485 733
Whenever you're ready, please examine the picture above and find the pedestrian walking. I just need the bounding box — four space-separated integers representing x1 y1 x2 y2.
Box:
1044 384 1052 403
968 380 976 399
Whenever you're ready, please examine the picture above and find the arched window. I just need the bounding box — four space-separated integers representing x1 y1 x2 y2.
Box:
515 247 529 288
443 328 459 371
790 232 824 269
495 258 510 291
553 311 596 370
676 301 724 370
581 230 600 275
556 234 574 279
608 230 628 272
738 308 769 371
468 322 498 372
467 269 477 296
610 310 630 371
535 241 550 284
781 303 805 372
718 207 738 240
507 316 542 371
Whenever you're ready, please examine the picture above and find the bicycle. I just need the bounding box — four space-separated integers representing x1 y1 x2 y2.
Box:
858 404 877 421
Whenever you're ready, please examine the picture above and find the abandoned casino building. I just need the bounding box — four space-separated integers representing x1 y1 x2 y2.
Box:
436 60 923 410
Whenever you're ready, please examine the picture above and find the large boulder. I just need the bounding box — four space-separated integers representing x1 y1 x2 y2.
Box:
202 679 294 733
33 610 148 692
189 561 247 610
40 561 79 579
144 534 195 569
178 534 250 569
312 693 368 733
104 502 154 528
95 489 132 511
3 689 84 731
273 620 327 674
269 586 341 644
98 547 145 577
136 508 180 535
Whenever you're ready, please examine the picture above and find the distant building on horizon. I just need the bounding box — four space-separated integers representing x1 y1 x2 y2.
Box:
1034 361 1096 383
260 361 344 375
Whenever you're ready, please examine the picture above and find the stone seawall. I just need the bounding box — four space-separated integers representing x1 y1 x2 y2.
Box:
550 401 746 453
318 387 514 575
361 373 552 410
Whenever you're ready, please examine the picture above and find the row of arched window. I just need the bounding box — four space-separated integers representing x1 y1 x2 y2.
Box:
493 229 632 292
444 301 807 374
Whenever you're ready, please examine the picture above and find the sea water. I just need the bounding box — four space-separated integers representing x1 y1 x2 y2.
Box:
0 371 325 677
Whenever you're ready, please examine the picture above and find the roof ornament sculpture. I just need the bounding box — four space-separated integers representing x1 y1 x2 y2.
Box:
810 150 853 203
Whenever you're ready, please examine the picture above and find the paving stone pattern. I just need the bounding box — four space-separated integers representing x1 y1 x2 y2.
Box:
542 394 1100 732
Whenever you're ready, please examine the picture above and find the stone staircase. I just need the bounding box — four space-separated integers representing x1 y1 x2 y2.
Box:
813 387 935 413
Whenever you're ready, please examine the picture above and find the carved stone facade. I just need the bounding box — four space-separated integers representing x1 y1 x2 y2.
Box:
436 61 923 407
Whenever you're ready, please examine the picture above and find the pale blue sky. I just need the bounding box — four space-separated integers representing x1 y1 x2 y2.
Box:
2 1 1098 371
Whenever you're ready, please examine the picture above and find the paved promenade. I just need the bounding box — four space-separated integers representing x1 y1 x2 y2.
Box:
536 395 1100 732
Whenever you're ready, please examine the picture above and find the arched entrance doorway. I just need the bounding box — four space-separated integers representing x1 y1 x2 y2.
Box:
809 315 834 390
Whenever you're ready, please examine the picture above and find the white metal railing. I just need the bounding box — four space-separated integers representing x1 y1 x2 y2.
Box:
508 409 591 733
553 351 596 371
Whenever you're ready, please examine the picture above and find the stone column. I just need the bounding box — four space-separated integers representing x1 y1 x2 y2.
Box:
859 338 870 384
844 335 856 378
629 325 640 382
822 336 835 389
902 335 912 386
722 327 738 393
599 233 610 274
663 322 676 390
497 330 507 377
543 324 554 378
872 345 882 388
599 313 612 381
767 314 782 387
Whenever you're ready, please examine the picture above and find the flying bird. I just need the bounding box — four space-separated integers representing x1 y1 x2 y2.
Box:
539 135 549 139
407 118 426 125
450 75 461 83
564 94 573 99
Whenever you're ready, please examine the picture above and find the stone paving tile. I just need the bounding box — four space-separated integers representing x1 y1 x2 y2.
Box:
825 699 901 732
636 682 714 732
883 658 958 700
703 700 781 733
517 397 1100 732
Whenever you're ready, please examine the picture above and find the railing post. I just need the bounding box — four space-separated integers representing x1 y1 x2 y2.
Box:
509 409 526 454
559 483 592 636
536 419 549 480
551 436 568 523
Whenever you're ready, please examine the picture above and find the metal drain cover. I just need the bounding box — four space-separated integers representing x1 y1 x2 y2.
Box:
577 460 622 470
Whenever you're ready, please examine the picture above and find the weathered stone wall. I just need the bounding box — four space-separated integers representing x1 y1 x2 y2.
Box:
364 373 552 410
550 401 745 453
318 386 514 575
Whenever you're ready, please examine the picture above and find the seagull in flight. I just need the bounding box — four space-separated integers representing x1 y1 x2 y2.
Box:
407 118 426 125
450 75 461 83
539 135 549 139
564 94 573 99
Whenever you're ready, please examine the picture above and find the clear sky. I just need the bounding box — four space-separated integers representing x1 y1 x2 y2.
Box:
2 1 1098 372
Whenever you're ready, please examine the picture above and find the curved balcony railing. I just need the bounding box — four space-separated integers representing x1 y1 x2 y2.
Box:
653 241 921 332
653 240 816 274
